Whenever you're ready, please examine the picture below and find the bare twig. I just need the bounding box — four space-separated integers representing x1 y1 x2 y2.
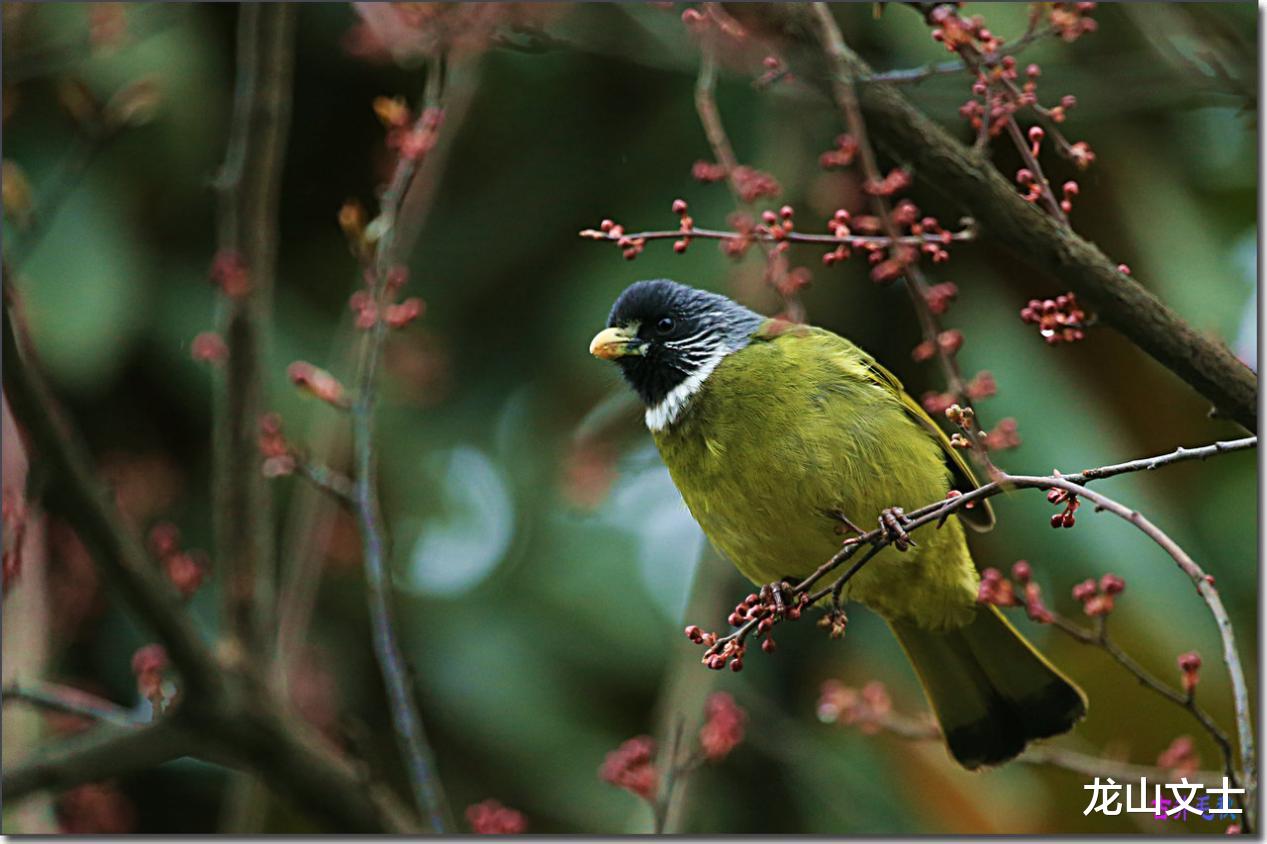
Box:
294 459 356 507
3 681 135 727
350 55 453 834
211 2 295 657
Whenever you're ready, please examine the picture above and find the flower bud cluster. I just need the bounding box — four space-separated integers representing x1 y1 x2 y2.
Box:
465 800 527 835
1157 735 1200 778
147 522 207 599
816 680 893 735
1047 484 1080 528
209 250 250 298
977 561 1053 623
685 587 810 671
1072 572 1125 616
131 644 168 711
258 412 295 478
698 692 746 761
1020 292 1088 344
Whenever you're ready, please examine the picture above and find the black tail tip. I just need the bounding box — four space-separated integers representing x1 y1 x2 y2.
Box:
946 678 1087 770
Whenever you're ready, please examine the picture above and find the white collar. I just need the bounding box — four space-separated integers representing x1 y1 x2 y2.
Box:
644 348 726 432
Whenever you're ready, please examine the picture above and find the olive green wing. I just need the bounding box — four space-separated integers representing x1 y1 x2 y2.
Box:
858 354 995 531
752 319 994 531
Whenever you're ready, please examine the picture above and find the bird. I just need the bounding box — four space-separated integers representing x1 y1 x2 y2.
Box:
589 278 1086 769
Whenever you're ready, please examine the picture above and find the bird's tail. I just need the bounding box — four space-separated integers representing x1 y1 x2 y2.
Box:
889 605 1087 769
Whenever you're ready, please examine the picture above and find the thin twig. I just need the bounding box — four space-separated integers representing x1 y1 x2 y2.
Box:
698 436 1256 824
1003 115 1068 223
350 56 453 834
210 2 295 658
861 25 1059 85
809 2 990 466
580 223 974 249
1017 473 1255 828
294 459 356 507
3 681 136 727
692 19 803 321
1047 614 1240 796
850 704 1226 786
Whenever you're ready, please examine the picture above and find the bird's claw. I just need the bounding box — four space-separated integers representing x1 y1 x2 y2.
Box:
879 506 915 551
760 579 793 617
825 508 865 537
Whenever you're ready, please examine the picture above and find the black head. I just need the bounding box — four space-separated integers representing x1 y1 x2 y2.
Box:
590 279 765 413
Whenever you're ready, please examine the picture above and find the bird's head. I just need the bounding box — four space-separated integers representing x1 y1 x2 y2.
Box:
589 279 765 429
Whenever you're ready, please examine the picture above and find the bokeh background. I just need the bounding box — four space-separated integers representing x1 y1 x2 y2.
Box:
1 2 1257 834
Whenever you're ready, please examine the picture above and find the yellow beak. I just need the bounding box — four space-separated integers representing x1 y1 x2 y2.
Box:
589 325 642 360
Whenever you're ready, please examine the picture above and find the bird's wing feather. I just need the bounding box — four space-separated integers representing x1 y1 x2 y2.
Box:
754 320 994 531
856 354 995 531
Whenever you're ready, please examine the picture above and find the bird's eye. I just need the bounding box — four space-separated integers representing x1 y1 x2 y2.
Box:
655 316 675 335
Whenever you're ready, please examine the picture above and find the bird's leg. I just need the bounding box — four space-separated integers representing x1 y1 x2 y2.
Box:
878 506 916 551
824 508 865 537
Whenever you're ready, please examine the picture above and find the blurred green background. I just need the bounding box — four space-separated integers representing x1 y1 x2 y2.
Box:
1 2 1257 834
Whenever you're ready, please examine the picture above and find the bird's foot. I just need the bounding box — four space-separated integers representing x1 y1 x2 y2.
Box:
825 508 865 537
878 506 915 551
757 576 808 620
759 579 793 617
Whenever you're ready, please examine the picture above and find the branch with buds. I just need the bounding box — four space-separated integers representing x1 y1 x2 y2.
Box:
600 692 747 833
2 7 421 833
815 678 1229 791
679 435 1256 828
980 561 1245 813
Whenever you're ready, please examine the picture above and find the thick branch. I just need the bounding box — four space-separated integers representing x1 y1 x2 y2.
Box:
202 702 419 834
211 2 295 656
775 4 1257 430
1 304 222 699
2 720 194 799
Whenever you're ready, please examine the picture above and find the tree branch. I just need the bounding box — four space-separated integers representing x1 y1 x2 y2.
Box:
772 4 1257 430
1048 613 1240 797
211 2 295 657
1 302 223 701
2 719 195 799
349 56 452 834
3 681 135 727
843 702 1226 787
694 436 1256 822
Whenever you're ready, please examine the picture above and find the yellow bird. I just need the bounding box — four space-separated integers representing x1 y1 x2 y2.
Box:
591 279 1086 768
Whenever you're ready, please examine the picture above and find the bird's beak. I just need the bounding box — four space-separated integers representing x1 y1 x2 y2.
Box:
589 325 642 360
